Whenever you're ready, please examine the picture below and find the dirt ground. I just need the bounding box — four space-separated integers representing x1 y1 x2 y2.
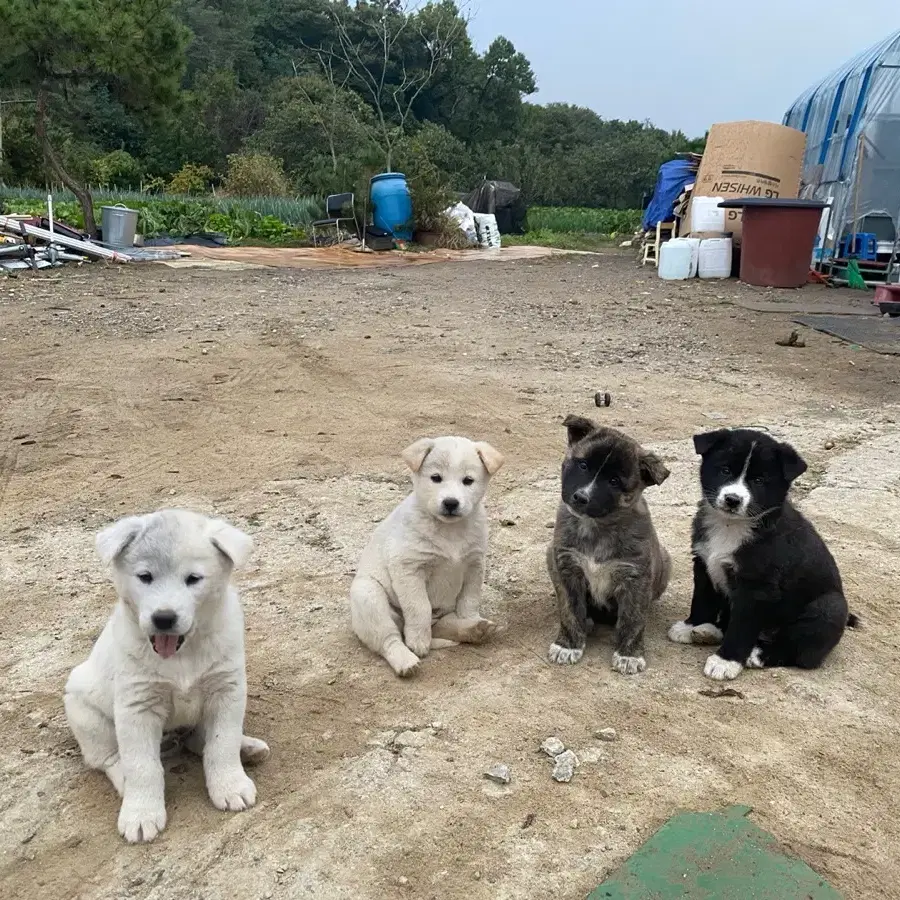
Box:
1 249 899 900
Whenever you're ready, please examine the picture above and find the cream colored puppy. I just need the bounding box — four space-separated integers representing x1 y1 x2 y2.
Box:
64 509 269 843
350 436 505 676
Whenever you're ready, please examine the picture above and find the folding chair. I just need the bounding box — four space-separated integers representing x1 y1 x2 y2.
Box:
310 193 359 246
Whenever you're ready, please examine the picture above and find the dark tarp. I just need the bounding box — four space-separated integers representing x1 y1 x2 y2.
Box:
464 180 527 234
641 159 695 231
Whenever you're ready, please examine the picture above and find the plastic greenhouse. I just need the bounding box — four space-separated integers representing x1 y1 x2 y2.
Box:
784 27 900 273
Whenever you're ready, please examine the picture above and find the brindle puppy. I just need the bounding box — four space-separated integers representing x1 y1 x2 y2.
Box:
547 415 671 674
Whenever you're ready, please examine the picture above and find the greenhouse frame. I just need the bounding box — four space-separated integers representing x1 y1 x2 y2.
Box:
784 28 900 268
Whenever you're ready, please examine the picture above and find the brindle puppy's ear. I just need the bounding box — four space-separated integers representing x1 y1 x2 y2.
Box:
562 414 596 446
639 451 670 487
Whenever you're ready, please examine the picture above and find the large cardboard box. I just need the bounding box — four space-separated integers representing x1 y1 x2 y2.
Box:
680 121 807 244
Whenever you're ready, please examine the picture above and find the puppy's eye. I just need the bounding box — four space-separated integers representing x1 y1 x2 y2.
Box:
720 466 732 476
137 572 153 585
430 474 443 483
462 476 474 486
609 476 621 487
751 476 765 485
185 574 203 586
578 461 588 471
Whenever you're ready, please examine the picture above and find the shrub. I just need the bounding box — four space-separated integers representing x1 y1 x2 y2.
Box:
90 150 142 187
167 163 214 195
223 153 289 197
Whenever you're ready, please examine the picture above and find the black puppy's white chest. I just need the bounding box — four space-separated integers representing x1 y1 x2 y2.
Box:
694 510 754 594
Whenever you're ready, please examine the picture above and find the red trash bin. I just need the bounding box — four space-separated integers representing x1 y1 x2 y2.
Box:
719 198 827 288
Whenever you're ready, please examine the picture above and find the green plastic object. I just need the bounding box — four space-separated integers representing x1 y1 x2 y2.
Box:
588 805 842 899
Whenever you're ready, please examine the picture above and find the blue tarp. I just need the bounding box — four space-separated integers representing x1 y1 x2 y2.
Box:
641 159 695 231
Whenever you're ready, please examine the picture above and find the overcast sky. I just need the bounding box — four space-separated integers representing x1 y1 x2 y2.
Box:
467 1 900 136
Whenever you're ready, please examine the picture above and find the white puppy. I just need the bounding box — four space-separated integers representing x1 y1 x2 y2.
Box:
350 435 505 676
64 509 269 843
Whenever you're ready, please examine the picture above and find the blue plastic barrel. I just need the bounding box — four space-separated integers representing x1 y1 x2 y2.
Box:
370 172 413 240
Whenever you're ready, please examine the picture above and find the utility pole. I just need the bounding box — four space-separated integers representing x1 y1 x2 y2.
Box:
0 98 38 167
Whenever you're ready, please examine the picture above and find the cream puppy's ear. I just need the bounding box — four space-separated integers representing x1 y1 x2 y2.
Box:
208 518 253 569
401 437 435 473
475 441 504 475
95 514 147 565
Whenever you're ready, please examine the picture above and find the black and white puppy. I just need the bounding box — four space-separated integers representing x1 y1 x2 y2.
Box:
548 415 671 674
669 428 856 680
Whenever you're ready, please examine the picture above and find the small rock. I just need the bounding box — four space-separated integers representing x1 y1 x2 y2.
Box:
500 518 516 527
580 747 604 764
397 875 409 886
484 764 511 785
594 727 618 742
824 440 835 450
775 329 805 348
552 750 578 783
541 736 566 757
394 730 428 749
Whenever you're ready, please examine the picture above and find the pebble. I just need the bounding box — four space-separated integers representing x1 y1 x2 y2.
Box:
824 440 835 450
394 730 428 749
484 764 511 785
594 727 618 742
500 518 516 527
541 736 566 757
397 875 409 886
552 750 578 783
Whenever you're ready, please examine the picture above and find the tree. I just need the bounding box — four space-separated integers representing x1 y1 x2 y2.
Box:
1 0 188 234
298 0 470 169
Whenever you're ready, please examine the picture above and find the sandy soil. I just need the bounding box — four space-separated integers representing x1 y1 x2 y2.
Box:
1 249 899 900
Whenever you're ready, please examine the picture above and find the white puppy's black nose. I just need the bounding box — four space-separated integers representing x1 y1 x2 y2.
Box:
151 610 178 632
722 494 742 511
442 497 460 514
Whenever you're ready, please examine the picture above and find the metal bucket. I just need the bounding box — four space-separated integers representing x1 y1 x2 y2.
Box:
101 204 138 249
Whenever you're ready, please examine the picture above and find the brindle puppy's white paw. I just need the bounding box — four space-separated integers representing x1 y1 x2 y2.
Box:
548 643 584 665
667 621 695 644
612 652 646 675
704 653 743 681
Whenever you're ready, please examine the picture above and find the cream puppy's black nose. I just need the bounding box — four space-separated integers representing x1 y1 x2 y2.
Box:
442 497 460 514
151 610 178 631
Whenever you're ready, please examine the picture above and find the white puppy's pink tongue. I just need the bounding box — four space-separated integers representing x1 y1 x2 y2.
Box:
153 634 179 658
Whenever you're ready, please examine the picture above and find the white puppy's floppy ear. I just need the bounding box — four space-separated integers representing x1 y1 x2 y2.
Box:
402 437 435 473
95 514 146 565
475 441 504 475
208 519 253 569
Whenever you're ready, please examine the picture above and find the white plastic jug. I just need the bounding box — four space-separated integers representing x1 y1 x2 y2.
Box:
698 237 733 279
659 239 693 280
691 196 726 233
682 237 702 277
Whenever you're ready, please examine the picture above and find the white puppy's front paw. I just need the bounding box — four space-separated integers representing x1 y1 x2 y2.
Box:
404 629 432 659
704 653 743 681
612 652 647 675
240 736 271 766
691 623 724 645
207 768 257 812
548 642 584 665
667 621 695 644
463 618 498 644
118 796 167 843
